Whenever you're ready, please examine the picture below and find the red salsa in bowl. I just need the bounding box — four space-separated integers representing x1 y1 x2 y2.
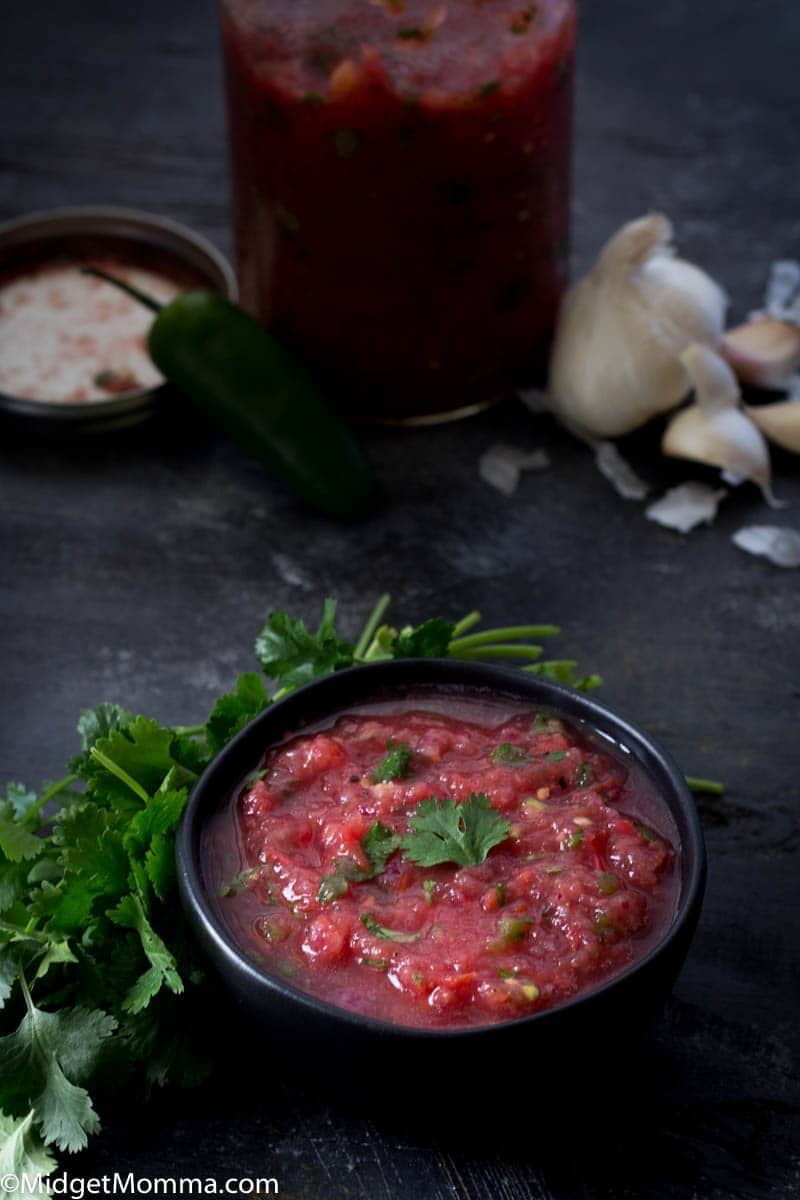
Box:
219 0 576 421
206 692 679 1030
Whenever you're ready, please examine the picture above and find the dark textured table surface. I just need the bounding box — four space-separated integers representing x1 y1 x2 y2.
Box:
2 2 799 1197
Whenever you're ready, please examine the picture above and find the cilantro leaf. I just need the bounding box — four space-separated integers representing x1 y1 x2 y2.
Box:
107 895 183 1014
0 816 41 865
360 914 421 943
0 861 29 914
526 661 603 691
0 1109 57 1189
33 941 77 985
5 784 38 822
370 741 413 783
0 954 16 1008
206 674 270 754
84 718 176 798
393 618 454 659
255 599 354 690
401 793 512 867
143 836 175 902
360 823 400 874
69 704 133 775
52 805 129 899
122 790 187 854
0 1000 116 1152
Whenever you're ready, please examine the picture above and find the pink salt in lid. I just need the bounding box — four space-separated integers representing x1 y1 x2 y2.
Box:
0 207 236 429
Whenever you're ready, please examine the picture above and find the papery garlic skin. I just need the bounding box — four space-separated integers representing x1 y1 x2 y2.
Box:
747 400 800 454
548 214 727 437
662 345 774 496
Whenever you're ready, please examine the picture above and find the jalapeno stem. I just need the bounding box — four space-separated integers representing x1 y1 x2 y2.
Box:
81 266 163 314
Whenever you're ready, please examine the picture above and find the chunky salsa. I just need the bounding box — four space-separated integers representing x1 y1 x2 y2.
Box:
209 695 678 1028
219 0 576 420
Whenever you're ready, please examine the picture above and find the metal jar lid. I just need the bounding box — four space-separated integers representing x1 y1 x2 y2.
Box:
0 206 237 430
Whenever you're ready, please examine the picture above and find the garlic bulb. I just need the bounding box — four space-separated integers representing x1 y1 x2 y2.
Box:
747 400 800 454
722 316 800 390
662 344 777 503
548 214 727 437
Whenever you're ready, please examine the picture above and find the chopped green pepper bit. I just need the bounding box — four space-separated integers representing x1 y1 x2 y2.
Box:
491 742 531 767
317 873 349 904
498 916 532 943
562 827 585 851
576 762 593 786
634 822 657 844
597 871 619 896
422 879 438 904
497 967 519 979
360 957 390 971
257 919 289 944
594 913 619 940
546 750 568 762
220 867 261 897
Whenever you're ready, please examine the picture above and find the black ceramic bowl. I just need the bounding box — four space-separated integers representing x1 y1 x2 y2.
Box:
176 659 706 1055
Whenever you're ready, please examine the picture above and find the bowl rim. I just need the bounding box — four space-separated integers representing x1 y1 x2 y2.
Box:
176 659 706 1040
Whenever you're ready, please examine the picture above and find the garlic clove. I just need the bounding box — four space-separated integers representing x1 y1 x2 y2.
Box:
548 213 727 438
722 316 800 390
746 399 800 454
662 344 778 504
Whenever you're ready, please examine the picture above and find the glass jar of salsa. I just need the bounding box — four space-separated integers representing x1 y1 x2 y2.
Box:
219 1 576 423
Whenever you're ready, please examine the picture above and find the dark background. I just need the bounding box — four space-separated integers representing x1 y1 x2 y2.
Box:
2 2 799 1197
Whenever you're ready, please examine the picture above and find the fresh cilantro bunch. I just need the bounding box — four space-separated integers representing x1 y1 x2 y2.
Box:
0 594 600 1178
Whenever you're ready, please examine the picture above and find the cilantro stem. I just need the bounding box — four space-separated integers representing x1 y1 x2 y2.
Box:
451 610 482 638
450 625 560 650
89 747 150 804
454 644 544 661
0 918 49 944
19 967 34 1013
685 776 725 795
354 593 392 659
25 773 78 821
172 724 205 737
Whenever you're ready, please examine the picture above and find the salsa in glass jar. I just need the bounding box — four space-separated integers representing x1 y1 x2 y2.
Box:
220 1 576 421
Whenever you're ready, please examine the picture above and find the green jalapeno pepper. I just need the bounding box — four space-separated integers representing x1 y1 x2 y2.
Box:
85 269 375 519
